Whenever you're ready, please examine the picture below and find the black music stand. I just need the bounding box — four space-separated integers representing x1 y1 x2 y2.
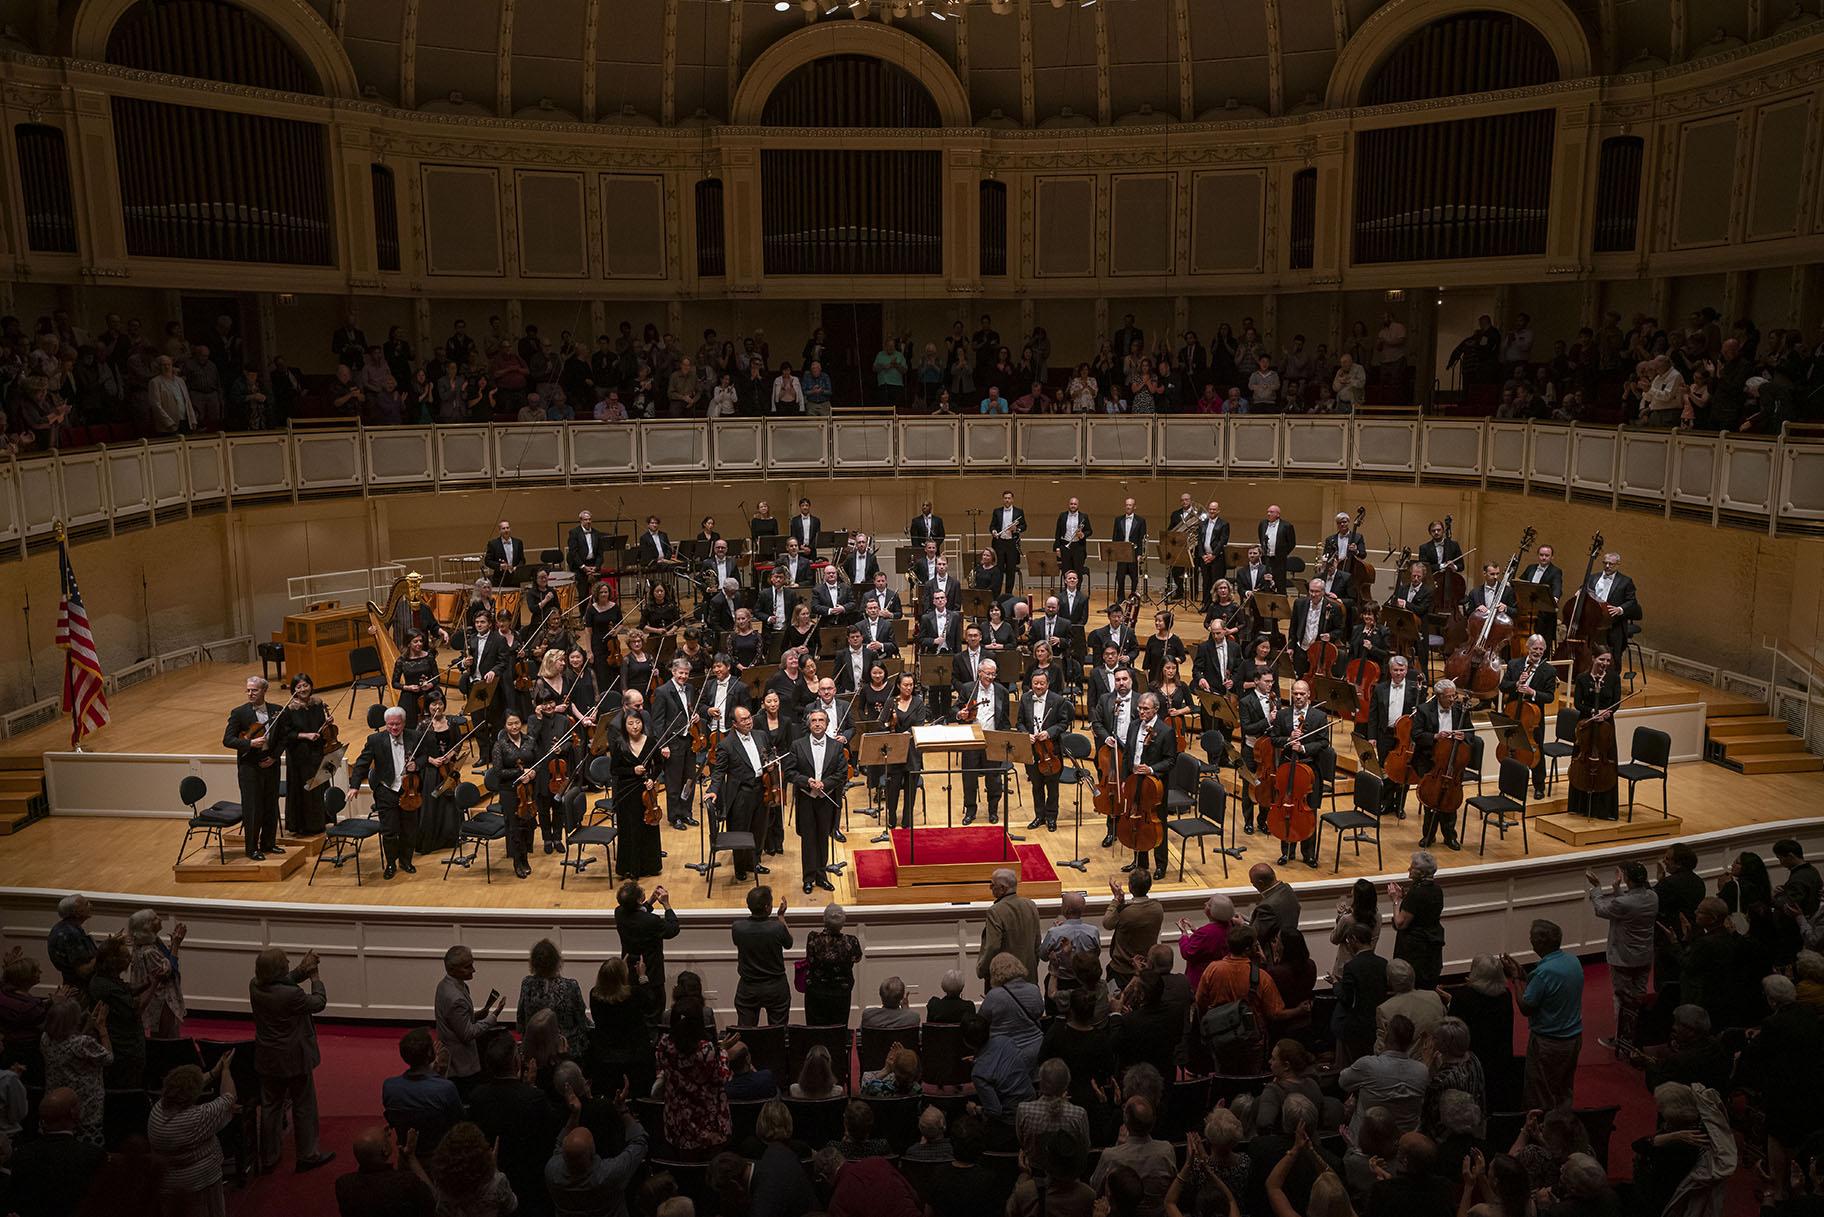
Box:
1027 550 1062 594
981 729 1032 860
857 732 911 845
1248 590 1292 625
1311 675 1360 722
1513 582 1557 636
960 588 993 619
1158 533 1192 603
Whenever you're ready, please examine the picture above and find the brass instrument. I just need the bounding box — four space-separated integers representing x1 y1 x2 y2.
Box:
1172 508 1208 535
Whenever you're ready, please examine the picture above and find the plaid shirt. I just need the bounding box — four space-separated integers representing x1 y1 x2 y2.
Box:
1015 1094 1090 1157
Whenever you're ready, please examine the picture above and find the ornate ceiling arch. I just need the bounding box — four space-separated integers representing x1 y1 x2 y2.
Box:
68 0 362 99
730 20 972 128
1326 0 1595 110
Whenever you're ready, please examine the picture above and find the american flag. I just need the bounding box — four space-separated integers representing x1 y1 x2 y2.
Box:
57 538 109 746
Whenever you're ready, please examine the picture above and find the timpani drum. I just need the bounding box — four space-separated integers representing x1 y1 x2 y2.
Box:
422 582 467 628
549 572 578 613
493 586 523 624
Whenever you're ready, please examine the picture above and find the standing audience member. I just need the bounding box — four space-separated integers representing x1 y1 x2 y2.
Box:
1104 871 1166 990
544 1096 649 1217
1339 1013 1429 1135
802 903 864 1027
1586 862 1658 1051
1089 1097 1177 1217
1376 959 1446 1051
382 1027 464 1154
87 935 147 1091
7 1088 106 1217
436 945 503 1098
1504 919 1584 1113
654 1001 734 1154
926 969 976 1023
979 867 1042 988
731 887 793 1027
1176 895 1235 991
615 881 679 1019
250 946 336 1173
519 938 591 1060
335 1126 437 1217
127 909 187 1038
41 998 112 1145
416 1120 517 1217
467 1033 560 1217
981 953 1046 1066
148 1057 238 1217
1391 851 1446 989
46 894 98 990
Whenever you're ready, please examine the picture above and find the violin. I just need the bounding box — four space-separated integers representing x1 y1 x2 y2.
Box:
1415 721 1470 815
317 720 340 749
514 776 537 822
548 752 571 797
513 653 535 692
954 687 982 724
762 753 784 810
643 778 664 826
399 767 424 812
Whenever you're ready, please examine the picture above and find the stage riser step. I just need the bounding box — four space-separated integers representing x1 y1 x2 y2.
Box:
0 774 43 795
0 756 45 773
1717 735 1809 756
1535 813 1683 847
1706 716 1790 737
1735 754 1824 774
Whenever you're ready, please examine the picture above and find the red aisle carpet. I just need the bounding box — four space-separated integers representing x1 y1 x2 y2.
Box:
193 963 1753 1217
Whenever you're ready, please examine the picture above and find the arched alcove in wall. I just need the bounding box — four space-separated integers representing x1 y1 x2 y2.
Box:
69 0 361 99
1326 0 1594 109
730 22 972 128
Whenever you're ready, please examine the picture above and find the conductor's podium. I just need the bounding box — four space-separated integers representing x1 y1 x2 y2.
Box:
849 826 1062 905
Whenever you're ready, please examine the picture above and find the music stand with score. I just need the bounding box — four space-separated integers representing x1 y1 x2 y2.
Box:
856 732 910 844
981 729 1033 860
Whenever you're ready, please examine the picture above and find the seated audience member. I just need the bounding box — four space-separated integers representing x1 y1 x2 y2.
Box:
723 1040 778 1101
860 976 921 1032
335 1125 437 1217
858 1043 920 1097
901 1105 954 1163
8 1088 106 1217
925 969 975 1023
790 1044 844 1100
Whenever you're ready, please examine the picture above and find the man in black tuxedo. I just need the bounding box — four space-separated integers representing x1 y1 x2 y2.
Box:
1584 551 1642 665
1233 545 1275 598
565 509 606 594
224 675 282 860
1515 543 1564 646
774 538 812 587
1193 620 1242 697
1092 667 1137 847
1257 504 1297 591
1287 578 1345 678
1019 670 1073 830
757 568 797 635
1236 669 1279 833
1421 520 1463 580
458 607 511 749
952 624 992 706
1031 596 1071 660
858 600 898 661
1368 655 1423 819
923 556 963 618
1268 679 1330 867
707 705 772 880
908 502 945 548
1058 570 1090 627
485 519 526 586
836 533 880 588
793 707 848 894
1087 603 1137 665
650 658 699 829
1411 679 1471 850
919 588 962 657
698 655 748 743
636 515 675 567
1500 634 1559 797
1122 693 1180 879
861 571 902 618
1462 563 1505 621
789 498 821 557
1054 496 1091 579
989 490 1027 598
700 539 740 591
1194 499 1232 606
1110 497 1147 604
909 540 941 588
810 567 852 627
833 625 873 694
1320 513 1367 600
959 662 1011 825
1167 492 1200 601
1087 645 1132 711
700 577 741 638
1386 558 1434 669
349 706 421 878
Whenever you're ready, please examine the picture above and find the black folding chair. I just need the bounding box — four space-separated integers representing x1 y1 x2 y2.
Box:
1321 770 1383 872
1467 759 1530 856
1616 727 1670 819
443 782 503 881
176 776 242 866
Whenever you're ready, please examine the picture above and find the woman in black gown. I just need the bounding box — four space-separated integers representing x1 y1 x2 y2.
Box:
490 711 540 879
613 710 663 879
641 581 681 646
1238 634 1279 684
727 608 764 673
580 580 624 693
1027 640 1068 699
881 673 926 831
273 674 334 835
392 631 441 726
1205 579 1244 631
780 601 819 657
1143 611 1187 689
981 603 1016 650
1568 646 1622 820
415 691 471 854
620 630 656 698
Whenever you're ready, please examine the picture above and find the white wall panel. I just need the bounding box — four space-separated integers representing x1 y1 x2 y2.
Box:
1779 443 1824 522
1670 436 1718 508
897 419 960 467
225 435 292 496
1616 432 1671 503
185 437 226 504
1227 418 1280 469
364 428 437 485
1356 419 1419 474
962 418 1013 467
1486 424 1528 482
1085 418 1153 467
436 427 494 483
711 420 766 472
1285 419 1348 471
1528 427 1569 487
1719 437 1773 514
766 420 829 472
493 426 566 479
106 446 150 517
148 442 189 508
569 425 639 476
58 451 109 527
1418 422 1482 477
639 422 711 474
1016 417 1085 467
1157 418 1223 469
293 432 363 490
16 456 61 535
831 421 897 470
1569 429 1618 493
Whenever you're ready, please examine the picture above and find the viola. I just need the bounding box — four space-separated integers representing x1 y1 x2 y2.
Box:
643 779 664 826
1033 734 1063 777
514 777 537 822
513 654 534 692
1416 728 1470 815
548 753 571 797
762 758 784 809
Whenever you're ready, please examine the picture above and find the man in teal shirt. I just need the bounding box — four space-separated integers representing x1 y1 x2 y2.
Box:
1502 918 1583 1112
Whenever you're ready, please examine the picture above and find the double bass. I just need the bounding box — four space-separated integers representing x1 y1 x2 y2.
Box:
1570 687 1637 800
1444 526 1534 702
1554 533 1609 676
1304 552 1343 679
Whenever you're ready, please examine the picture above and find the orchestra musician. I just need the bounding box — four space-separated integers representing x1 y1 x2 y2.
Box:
1167 492 1199 601
1387 558 1434 669
1516 543 1564 644
1257 505 1297 591
1088 603 1138 664
972 548 1002 600
1088 644 1132 709
981 601 1018 650
698 654 747 747
1142 611 1186 690
1585 553 1642 666
990 490 1027 597
919 588 963 659
1269 679 1330 868
1412 678 1469 851
223 682 280 861
1570 647 1623 821
924 556 963 616
706 706 772 882
1027 640 1068 700
529 677 574 856
392 631 441 727
1288 578 1345 678
1093 667 1137 847
1368 654 1422 819
908 502 945 548
808 678 852 747
458 608 510 749
727 608 764 672
1463 564 1505 620
650 658 699 830
488 709 540 879
350 705 421 879
811 567 852 626
959 660 1010 826
611 708 662 880
766 649 815 725
1155 659 1193 734
269 674 335 838
749 500 780 546
673 629 708 679
640 581 682 641
1031 596 1071 659
416 691 469 854
700 577 740 638
861 571 901 618
1110 497 1147 604
1322 513 1367 600
1421 520 1463 579
1238 635 1279 685
793 708 848 895
580 580 625 692
789 498 822 557
879 672 926 835
1054 496 1091 578
565 509 606 595
1193 620 1241 697
909 540 942 588
758 567 797 635
524 568 564 637
619 630 655 695
1237 669 1279 834
1205 579 1244 631
780 601 820 658
390 575 449 653
952 625 991 702
838 533 880 588
833 625 873 694
1122 693 1179 880
700 539 740 591
1058 570 1090 628
1500 633 1558 798
1233 545 1274 597
1348 602 1390 668
858 659 894 722
1194 499 1231 606
695 516 721 547
776 538 813 587
636 515 675 567
485 519 527 586
858 599 898 659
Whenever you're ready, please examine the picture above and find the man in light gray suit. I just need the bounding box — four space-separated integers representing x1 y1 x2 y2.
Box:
435 944 503 1098
250 946 336 1173
977 867 1040 990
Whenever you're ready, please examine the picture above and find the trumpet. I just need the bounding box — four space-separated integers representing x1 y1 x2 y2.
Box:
1068 524 1084 544
995 518 1025 542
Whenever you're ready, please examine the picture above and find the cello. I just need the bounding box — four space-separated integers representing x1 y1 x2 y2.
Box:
1092 741 1123 820
1570 684 1636 803
1444 526 1534 702
1114 720 1167 857
1343 604 1383 728
1496 652 1547 770
1383 712 1417 786
1415 714 1471 820
1264 719 1318 850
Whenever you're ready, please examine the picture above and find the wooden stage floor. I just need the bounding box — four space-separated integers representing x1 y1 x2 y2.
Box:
0 662 1812 910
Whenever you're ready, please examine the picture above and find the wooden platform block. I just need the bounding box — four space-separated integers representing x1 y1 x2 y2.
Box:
1735 753 1823 774
1534 812 1682 847
0 788 47 836
1718 733 1808 756
1523 794 1572 817
223 833 327 857
0 756 44 773
175 847 312 883
1706 716 1789 738
0 773 42 795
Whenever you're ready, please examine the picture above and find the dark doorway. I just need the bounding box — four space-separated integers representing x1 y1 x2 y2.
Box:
819 302 882 409
180 294 258 369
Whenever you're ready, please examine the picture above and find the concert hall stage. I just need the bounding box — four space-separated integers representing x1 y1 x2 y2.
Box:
0 657 1806 913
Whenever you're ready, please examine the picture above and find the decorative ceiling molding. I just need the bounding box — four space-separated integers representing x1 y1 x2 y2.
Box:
661 0 679 127
399 0 420 110
495 0 515 118
1018 0 1035 128
66 0 362 99
581 0 600 121
1093 0 1109 124
1173 0 1194 124
1265 0 1284 117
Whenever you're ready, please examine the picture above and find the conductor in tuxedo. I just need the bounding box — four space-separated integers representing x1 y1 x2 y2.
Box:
1411 679 1471 850
1500 634 1559 797
1515 543 1564 646
565 510 606 594
250 945 334 1173
1110 498 1147 604
225 675 283 860
1121 693 1180 880
1268 680 1330 867
1257 504 1297 591
960 662 1012 825
707 706 772 881
1019 671 1073 830
989 490 1027 598
793 708 847 894
1054 497 1091 579
484 519 526 586
1585 552 1642 665
349 706 422 878
909 502 945 548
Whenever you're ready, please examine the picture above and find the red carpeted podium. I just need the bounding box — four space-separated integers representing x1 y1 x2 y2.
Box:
849 826 1062 905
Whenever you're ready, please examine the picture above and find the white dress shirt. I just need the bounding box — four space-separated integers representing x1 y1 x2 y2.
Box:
976 685 997 730
1265 520 1280 551
1387 682 1407 720
388 736 406 791
1114 694 1133 741
736 731 761 771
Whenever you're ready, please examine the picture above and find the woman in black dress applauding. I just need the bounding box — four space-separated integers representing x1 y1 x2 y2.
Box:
613 710 663 879
392 631 441 726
